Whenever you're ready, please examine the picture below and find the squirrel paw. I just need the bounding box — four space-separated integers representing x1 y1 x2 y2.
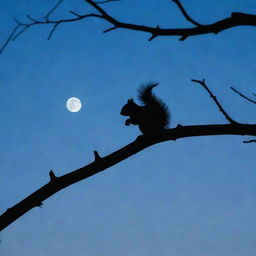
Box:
125 120 130 126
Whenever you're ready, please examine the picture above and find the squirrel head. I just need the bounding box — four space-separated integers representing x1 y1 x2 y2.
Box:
120 98 138 116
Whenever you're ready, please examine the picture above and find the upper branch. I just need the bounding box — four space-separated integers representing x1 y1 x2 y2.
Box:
1 122 256 231
2 1 256 52
172 0 202 27
192 79 238 124
85 1 256 41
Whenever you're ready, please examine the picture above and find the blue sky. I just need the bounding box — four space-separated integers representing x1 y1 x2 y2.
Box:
0 0 256 255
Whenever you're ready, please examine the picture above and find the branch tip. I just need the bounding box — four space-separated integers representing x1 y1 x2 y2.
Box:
103 26 117 33
171 0 202 26
230 86 256 104
192 79 238 124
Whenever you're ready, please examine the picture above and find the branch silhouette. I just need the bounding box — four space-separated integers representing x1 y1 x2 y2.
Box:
231 86 256 104
1 79 256 231
1 122 256 231
192 79 238 124
1 0 256 52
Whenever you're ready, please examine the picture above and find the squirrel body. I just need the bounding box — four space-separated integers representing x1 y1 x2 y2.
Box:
120 83 170 135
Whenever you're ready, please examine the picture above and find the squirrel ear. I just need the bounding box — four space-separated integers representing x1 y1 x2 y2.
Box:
128 98 134 103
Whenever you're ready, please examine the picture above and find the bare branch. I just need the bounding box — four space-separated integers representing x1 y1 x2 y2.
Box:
95 0 121 3
83 1 256 40
12 25 30 41
48 23 60 40
69 10 82 18
2 1 256 52
192 79 238 124
1 122 256 231
0 24 20 54
44 0 64 20
172 0 202 26
230 86 256 104
103 26 118 33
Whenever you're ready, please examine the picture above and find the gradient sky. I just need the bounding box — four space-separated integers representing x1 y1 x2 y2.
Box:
1 0 256 255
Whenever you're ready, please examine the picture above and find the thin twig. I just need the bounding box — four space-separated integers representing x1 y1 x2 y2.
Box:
44 0 64 20
192 79 238 124
69 10 82 17
172 0 202 26
48 23 60 40
230 86 256 104
12 25 29 41
0 24 20 53
95 0 120 4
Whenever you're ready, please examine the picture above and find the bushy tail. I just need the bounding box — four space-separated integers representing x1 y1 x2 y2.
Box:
137 82 170 127
137 83 159 105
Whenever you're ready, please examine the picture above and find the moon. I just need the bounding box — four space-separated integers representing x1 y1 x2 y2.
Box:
66 97 82 112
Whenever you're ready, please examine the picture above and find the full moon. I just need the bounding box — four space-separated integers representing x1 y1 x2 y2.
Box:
66 97 82 112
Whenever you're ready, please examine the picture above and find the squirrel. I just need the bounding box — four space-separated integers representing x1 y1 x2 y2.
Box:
120 83 170 135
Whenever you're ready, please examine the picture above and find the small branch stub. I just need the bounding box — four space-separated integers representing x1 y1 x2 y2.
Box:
49 170 57 181
37 202 43 208
93 150 102 161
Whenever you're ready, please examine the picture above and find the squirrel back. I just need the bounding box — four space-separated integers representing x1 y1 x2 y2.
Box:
121 83 170 135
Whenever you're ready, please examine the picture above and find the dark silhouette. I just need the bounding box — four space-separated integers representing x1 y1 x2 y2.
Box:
1 78 256 231
1 0 256 52
121 83 170 135
1 0 256 233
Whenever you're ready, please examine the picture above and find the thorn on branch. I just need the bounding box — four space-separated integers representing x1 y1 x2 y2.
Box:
93 150 102 161
49 170 57 181
191 79 238 124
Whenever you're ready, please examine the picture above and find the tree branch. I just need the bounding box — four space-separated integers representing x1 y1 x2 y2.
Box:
192 79 238 124
44 0 64 20
172 0 202 26
1 123 256 231
230 86 256 104
2 1 256 52
94 0 121 4
84 1 256 41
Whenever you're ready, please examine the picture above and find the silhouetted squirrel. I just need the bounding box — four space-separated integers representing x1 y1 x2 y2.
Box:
120 83 170 135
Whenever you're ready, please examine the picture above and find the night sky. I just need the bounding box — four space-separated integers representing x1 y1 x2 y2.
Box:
1 0 256 255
